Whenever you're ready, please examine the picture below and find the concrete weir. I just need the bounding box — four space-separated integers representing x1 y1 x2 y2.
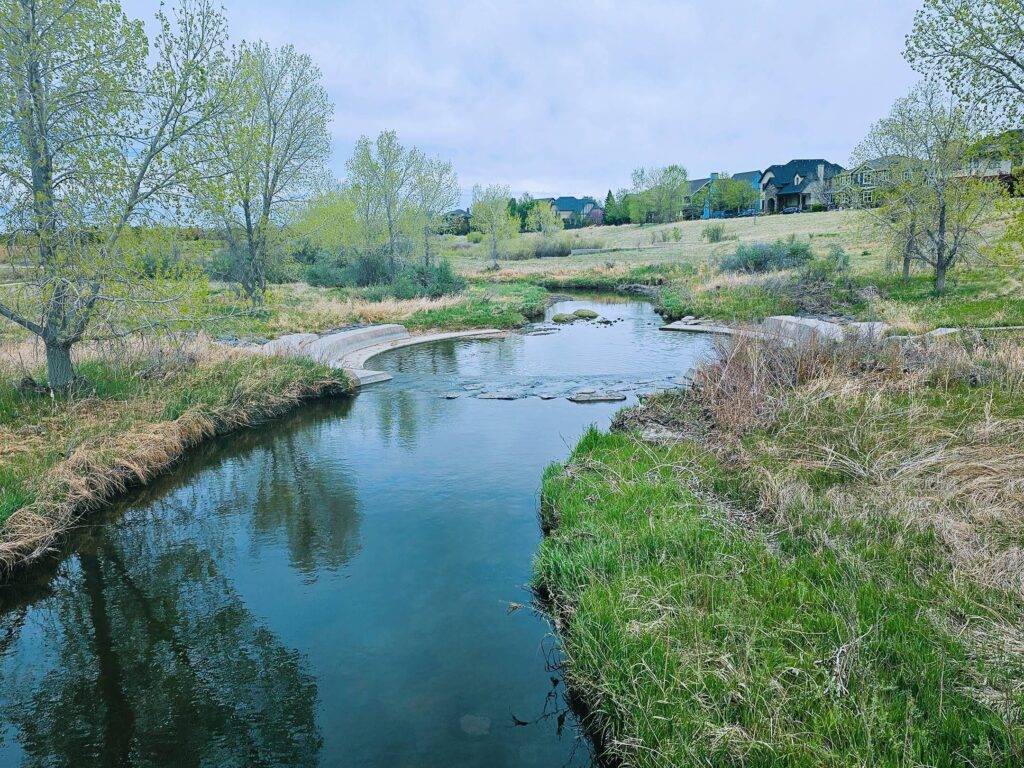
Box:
258 324 505 388
662 315 889 344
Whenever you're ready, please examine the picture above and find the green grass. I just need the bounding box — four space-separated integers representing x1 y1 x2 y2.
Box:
536 343 1024 767
0 351 347 530
658 282 799 321
860 269 1024 331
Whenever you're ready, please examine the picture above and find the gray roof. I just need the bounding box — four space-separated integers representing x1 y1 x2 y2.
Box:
554 196 597 213
729 170 762 184
762 159 845 193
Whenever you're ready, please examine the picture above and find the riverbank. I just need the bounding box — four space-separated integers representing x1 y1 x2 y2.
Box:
0 338 348 574
535 331 1024 766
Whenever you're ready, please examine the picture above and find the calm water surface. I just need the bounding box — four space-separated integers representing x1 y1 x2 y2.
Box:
0 299 711 767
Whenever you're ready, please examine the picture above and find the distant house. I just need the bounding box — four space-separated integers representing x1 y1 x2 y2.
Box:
760 159 845 213
835 144 1017 207
684 171 763 218
834 156 907 206
553 196 599 221
730 170 763 212
443 208 471 235
685 176 714 218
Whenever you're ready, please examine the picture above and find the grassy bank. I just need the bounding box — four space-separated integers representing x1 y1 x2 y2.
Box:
0 339 348 573
536 333 1024 766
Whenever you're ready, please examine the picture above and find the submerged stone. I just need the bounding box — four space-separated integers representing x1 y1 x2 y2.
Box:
460 714 492 736
568 392 627 403
478 391 521 400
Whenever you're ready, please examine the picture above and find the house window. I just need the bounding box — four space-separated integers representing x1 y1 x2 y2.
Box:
862 171 874 185
902 170 912 181
861 189 873 204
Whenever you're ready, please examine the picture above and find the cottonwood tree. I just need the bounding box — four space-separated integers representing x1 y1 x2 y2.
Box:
0 0 229 389
346 131 424 274
207 42 332 303
715 178 761 214
905 0 1024 125
410 156 460 266
525 201 563 236
470 184 519 266
629 165 689 223
850 81 1002 293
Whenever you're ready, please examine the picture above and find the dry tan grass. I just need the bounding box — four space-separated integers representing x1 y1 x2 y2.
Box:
633 330 1024 598
0 339 348 575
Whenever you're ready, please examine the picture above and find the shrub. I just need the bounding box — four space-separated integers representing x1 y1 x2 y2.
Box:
504 237 572 260
466 231 484 244
347 250 393 286
701 223 727 243
720 240 814 273
355 259 465 300
672 227 682 242
305 258 348 287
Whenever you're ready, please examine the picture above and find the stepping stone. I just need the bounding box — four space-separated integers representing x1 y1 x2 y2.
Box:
478 392 521 400
538 393 558 400
440 392 461 399
568 392 627 403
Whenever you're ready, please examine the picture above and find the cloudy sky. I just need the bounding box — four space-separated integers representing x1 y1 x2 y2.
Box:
126 0 923 201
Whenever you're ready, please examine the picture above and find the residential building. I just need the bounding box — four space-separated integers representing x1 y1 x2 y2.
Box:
685 170 764 218
760 159 845 212
553 196 599 221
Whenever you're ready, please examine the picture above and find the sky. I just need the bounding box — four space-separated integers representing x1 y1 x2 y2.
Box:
124 0 923 203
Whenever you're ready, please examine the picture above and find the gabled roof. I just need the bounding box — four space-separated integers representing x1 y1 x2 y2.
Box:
730 170 762 184
687 178 711 194
761 159 845 192
553 196 597 213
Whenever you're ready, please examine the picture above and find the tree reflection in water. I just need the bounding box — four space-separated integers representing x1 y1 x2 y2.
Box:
0 401 367 766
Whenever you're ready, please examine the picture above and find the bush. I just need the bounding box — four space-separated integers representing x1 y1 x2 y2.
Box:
348 250 393 286
356 259 465 300
305 258 348 287
720 240 814 273
466 231 484 244
701 223 727 243
504 237 572 260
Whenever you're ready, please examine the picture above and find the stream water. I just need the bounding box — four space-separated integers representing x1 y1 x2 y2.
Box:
0 299 712 767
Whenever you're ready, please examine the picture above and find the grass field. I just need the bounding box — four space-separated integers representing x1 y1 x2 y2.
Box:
536 332 1024 767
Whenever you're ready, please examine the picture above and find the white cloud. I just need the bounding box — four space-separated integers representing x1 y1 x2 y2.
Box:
122 0 921 200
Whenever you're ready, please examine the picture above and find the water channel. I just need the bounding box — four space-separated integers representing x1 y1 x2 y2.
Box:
0 298 712 767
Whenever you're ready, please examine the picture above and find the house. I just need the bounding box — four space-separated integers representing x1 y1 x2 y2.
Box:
730 170 764 212
443 208 471 235
553 196 599 221
684 171 764 218
760 159 845 213
834 156 906 206
835 144 1017 207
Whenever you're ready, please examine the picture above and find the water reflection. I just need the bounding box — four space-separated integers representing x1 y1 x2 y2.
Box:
0 299 712 767
1 539 322 767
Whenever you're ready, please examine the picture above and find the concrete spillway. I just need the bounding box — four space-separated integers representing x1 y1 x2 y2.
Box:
258 324 506 387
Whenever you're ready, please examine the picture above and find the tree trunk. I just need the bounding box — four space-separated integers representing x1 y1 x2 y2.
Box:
46 341 75 391
934 261 947 294
902 254 911 280
934 201 947 294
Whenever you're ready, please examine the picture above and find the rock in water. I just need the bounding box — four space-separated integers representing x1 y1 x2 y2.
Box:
551 313 577 324
478 392 520 400
568 392 627 403
572 308 599 319
460 714 491 736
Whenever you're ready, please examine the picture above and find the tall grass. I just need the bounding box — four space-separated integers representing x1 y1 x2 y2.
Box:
0 338 348 573
536 332 1024 767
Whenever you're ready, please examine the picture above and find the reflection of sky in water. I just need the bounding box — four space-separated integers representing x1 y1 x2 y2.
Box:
371 299 713 399
0 301 712 768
